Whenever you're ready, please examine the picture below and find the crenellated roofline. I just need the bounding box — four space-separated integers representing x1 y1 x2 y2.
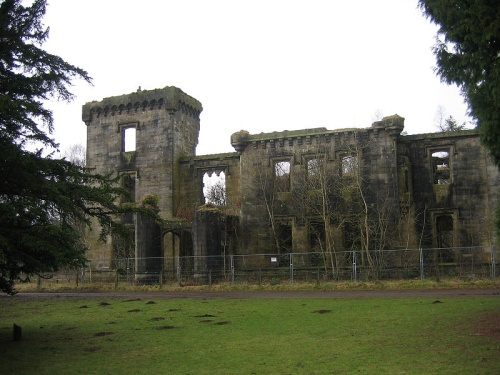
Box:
82 86 203 125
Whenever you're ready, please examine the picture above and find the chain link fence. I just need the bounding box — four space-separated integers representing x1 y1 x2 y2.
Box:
44 246 497 286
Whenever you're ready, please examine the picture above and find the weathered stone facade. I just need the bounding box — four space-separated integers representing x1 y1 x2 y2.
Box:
83 86 499 277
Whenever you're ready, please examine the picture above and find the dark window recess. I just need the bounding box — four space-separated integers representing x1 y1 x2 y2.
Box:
276 222 293 255
436 215 454 262
121 173 136 224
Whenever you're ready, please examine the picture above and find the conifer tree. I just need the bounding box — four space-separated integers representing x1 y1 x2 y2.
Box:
418 1 500 164
0 0 144 294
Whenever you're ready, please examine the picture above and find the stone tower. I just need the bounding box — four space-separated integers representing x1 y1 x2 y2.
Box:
82 86 202 270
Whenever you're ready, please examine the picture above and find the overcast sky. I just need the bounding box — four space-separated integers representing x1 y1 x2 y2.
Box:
42 0 471 156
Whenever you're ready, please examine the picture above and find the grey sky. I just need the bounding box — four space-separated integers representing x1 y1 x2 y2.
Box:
42 0 470 155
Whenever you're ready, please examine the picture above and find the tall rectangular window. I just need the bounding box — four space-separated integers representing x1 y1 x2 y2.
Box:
120 172 136 224
277 221 293 255
307 157 324 187
341 155 357 176
123 127 136 152
431 150 451 184
274 160 291 192
435 214 454 262
203 171 226 206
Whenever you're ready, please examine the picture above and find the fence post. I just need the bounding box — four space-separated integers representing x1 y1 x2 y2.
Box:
491 245 496 282
352 250 357 282
419 248 424 280
126 258 131 285
289 253 294 284
230 255 235 284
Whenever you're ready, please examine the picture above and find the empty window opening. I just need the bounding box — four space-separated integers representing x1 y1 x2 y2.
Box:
309 221 325 252
432 150 450 184
121 173 136 224
276 222 293 255
274 160 291 192
308 220 326 266
307 157 324 187
435 214 454 262
341 155 358 176
203 171 226 205
123 127 136 152
121 173 136 203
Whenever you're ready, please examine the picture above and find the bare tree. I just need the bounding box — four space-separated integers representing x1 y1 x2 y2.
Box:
294 149 345 277
64 143 86 167
205 177 227 206
434 106 467 132
253 157 282 254
372 109 384 123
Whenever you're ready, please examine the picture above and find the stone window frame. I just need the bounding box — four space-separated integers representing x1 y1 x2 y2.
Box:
308 218 326 253
305 155 325 178
201 167 227 206
428 145 454 185
339 153 358 177
430 208 458 262
275 217 294 255
272 158 292 192
118 121 139 153
119 170 138 204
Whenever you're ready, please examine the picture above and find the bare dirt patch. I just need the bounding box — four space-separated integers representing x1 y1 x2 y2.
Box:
94 331 114 337
155 325 176 330
194 314 216 318
472 313 500 340
313 309 332 314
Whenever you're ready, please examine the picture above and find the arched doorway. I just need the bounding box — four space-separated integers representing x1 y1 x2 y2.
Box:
162 228 193 281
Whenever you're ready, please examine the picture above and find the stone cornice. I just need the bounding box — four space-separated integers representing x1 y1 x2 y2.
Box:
82 86 203 125
401 129 479 142
230 115 407 152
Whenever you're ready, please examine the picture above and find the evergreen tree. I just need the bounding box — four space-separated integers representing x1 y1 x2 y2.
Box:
0 0 143 294
419 1 500 236
440 115 467 132
418 1 500 164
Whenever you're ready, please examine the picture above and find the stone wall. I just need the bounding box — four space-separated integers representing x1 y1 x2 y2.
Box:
84 86 499 274
403 130 498 251
83 86 202 262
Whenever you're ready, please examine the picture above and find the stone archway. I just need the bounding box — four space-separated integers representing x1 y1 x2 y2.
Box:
162 223 194 280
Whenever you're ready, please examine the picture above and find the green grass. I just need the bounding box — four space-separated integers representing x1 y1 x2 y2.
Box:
0 295 498 374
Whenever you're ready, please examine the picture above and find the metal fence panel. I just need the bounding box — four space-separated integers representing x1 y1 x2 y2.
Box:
38 246 498 286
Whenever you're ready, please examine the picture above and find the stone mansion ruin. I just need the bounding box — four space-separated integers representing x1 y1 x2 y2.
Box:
82 86 499 281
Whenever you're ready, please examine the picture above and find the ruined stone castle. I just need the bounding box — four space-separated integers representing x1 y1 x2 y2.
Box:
82 86 499 280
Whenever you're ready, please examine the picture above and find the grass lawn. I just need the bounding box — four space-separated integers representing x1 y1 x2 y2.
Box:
0 294 498 374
